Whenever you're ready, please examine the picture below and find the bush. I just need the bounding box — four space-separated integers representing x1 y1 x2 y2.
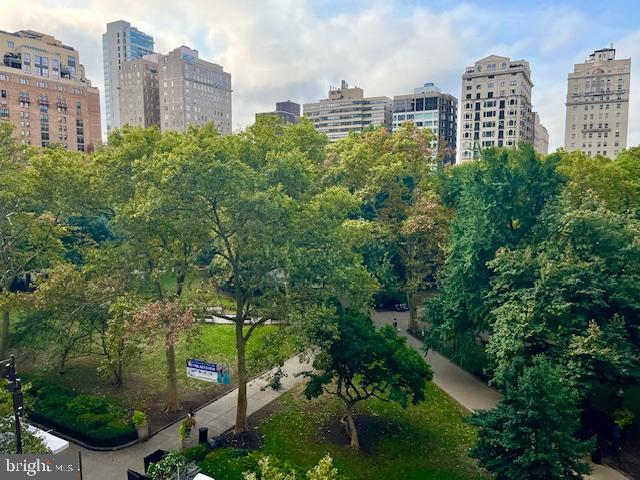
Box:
183 444 209 462
27 380 136 447
132 410 147 427
199 449 260 480
148 452 188 480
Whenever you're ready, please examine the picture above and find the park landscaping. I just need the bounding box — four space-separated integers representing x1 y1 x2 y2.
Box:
18 323 296 439
192 383 487 480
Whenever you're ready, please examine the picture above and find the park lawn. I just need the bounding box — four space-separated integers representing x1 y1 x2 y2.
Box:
22 323 294 408
203 383 489 480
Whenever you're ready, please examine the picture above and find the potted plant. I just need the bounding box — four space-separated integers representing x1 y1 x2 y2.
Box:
179 418 193 450
132 410 149 442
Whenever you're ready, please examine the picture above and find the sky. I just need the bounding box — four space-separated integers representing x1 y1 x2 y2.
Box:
1 0 639 154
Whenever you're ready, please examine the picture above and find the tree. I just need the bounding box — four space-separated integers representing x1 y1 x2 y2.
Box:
324 124 448 328
302 310 432 450
97 294 144 387
153 118 376 431
486 191 640 395
127 300 195 412
425 145 563 367
16 263 113 374
399 192 449 329
470 356 594 480
0 134 95 358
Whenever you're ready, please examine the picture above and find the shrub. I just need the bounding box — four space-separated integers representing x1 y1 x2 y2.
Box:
26 380 135 447
148 452 188 480
183 444 209 462
199 449 260 480
132 410 147 427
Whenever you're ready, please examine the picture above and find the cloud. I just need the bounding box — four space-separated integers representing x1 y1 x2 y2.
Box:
0 0 637 157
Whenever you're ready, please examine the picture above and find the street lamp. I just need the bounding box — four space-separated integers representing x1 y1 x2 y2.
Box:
2 355 23 453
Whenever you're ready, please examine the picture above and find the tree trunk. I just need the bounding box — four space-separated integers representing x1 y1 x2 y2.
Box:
165 342 179 412
0 307 9 360
114 358 123 388
235 320 248 432
407 290 418 332
176 271 186 297
344 405 360 450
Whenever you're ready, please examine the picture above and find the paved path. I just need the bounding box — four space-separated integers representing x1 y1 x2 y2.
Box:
372 310 630 480
67 353 313 480
68 311 628 480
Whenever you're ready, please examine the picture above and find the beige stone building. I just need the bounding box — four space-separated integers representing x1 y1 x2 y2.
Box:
564 47 631 158
158 46 232 134
303 80 392 142
119 54 160 128
460 55 534 161
0 29 101 151
532 112 549 155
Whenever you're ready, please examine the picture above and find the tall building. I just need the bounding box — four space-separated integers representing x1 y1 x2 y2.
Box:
532 112 549 155
119 54 160 128
564 47 631 158
102 20 154 134
303 80 392 142
158 46 232 134
392 82 458 164
460 55 534 161
0 29 101 151
256 100 300 123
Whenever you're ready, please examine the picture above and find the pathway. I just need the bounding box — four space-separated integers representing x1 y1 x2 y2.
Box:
67 310 629 480
372 310 630 480
66 353 312 480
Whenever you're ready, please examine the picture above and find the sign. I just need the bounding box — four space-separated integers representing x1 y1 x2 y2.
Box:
186 359 231 385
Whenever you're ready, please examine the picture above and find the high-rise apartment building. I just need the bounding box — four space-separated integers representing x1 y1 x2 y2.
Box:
256 100 300 123
158 46 232 134
0 29 101 151
102 20 154 134
392 82 458 164
303 80 392 142
564 47 631 158
119 54 160 128
460 55 534 161
532 112 549 155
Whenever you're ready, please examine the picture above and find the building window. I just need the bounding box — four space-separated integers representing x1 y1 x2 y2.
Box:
35 56 49 77
0 108 9 118
7 40 14 48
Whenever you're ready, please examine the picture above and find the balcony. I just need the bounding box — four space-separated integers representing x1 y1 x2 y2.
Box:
3 53 22 70
18 94 30 103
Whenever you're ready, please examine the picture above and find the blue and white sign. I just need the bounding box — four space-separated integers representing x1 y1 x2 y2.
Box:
186 359 218 383
186 359 231 384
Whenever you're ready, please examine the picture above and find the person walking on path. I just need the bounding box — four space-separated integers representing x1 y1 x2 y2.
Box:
393 318 398 330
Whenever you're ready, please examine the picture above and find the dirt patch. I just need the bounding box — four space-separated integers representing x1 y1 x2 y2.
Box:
220 429 264 450
322 412 402 453
211 396 283 451
147 383 234 435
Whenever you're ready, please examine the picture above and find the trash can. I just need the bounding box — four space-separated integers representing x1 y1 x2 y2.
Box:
198 427 209 444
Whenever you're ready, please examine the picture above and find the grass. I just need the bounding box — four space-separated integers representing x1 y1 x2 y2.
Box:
202 383 489 480
21 323 296 410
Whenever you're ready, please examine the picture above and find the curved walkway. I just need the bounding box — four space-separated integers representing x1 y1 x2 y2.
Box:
372 310 629 480
68 311 628 480
66 353 312 480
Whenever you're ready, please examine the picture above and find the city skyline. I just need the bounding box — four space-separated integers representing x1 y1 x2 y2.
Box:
0 0 638 156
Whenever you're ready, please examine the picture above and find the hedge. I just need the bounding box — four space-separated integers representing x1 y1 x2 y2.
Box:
27 381 137 448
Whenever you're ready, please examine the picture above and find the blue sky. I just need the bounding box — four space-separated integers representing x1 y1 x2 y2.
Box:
2 0 639 154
